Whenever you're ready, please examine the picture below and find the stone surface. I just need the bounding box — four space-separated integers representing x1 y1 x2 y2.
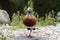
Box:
0 23 60 40
0 9 10 25
10 36 57 40
56 11 60 22
9 23 60 40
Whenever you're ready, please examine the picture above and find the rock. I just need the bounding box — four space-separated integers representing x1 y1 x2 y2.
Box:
56 23 60 27
45 30 53 36
0 30 3 37
0 24 12 28
5 24 12 28
56 11 60 22
1 24 6 28
10 36 57 40
57 36 60 40
13 30 22 37
1 25 60 40
9 36 40 40
0 9 10 25
13 29 30 37
2 29 14 37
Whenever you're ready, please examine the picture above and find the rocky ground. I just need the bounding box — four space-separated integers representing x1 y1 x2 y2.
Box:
0 23 60 40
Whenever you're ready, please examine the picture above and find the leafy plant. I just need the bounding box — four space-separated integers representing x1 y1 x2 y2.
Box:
11 12 20 26
38 10 58 27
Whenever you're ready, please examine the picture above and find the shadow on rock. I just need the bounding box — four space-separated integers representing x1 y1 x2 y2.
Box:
10 36 57 40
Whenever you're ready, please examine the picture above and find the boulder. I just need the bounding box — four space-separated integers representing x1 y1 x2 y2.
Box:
0 9 10 25
56 11 60 22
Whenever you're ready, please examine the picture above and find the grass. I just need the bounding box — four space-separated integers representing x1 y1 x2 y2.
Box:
10 24 24 30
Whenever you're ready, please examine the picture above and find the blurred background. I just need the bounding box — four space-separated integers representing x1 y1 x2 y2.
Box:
0 0 60 17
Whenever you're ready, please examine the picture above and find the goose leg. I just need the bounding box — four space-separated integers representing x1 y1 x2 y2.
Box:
28 29 32 38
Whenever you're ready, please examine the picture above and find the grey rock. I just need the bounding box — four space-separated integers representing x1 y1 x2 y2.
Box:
57 36 60 40
0 9 10 25
1 24 60 40
56 11 60 22
10 36 57 40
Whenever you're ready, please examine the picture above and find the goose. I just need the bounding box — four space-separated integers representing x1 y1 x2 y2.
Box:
23 7 37 37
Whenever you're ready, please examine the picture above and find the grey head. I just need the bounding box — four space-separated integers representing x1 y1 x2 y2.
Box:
27 7 33 14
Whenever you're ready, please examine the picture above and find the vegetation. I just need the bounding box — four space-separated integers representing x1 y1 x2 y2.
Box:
0 36 6 40
11 11 24 30
10 0 58 30
38 10 58 27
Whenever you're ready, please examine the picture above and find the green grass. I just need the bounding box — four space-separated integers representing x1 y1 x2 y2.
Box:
0 37 6 40
10 24 24 30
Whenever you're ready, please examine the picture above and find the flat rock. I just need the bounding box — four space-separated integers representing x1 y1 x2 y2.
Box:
10 36 57 40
